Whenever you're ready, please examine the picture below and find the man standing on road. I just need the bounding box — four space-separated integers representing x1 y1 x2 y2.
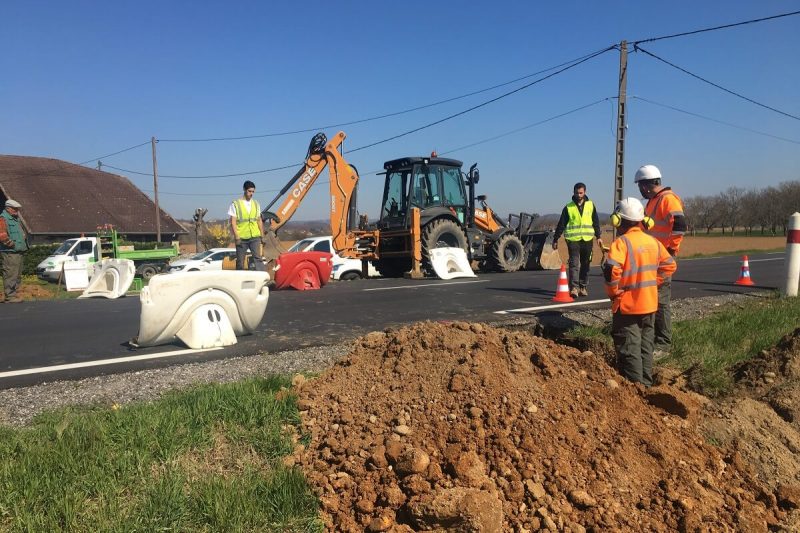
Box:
634 165 686 358
229 180 266 270
604 197 676 386
552 182 603 298
0 199 29 303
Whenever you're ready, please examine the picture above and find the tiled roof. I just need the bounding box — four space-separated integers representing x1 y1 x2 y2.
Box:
0 155 186 236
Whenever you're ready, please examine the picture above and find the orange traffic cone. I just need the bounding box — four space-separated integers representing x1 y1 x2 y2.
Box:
735 255 755 286
552 264 575 302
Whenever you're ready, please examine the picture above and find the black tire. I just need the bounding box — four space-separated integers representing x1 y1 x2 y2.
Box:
486 233 526 272
139 264 159 280
374 258 412 278
188 268 199 272
340 271 362 281
421 218 468 273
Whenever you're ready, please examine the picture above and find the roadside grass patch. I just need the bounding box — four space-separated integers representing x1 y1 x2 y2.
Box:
681 247 784 259
0 377 321 532
564 293 800 397
668 293 800 396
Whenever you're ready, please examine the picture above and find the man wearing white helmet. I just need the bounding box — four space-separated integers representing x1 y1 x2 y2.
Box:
604 197 676 386
634 164 686 358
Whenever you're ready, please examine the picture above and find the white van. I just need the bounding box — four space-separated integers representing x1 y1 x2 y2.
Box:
287 236 378 280
36 237 98 281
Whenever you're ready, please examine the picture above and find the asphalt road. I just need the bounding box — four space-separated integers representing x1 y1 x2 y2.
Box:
0 252 786 387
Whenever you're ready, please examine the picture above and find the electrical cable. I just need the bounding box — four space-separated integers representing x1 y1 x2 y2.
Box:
631 9 800 45
631 96 800 145
635 45 800 121
439 97 612 155
157 46 616 143
346 45 615 154
101 46 614 179
78 141 151 165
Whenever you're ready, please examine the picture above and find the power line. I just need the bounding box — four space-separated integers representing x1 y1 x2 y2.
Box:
157 46 615 143
78 141 151 165
101 46 615 179
631 96 800 145
632 9 800 45
346 46 615 153
635 45 800 122
440 97 612 155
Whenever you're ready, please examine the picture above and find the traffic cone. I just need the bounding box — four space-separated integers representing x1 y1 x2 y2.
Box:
735 255 755 286
552 264 575 302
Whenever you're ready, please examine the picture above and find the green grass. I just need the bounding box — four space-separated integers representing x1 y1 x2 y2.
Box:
566 293 800 397
0 377 322 532
668 293 800 396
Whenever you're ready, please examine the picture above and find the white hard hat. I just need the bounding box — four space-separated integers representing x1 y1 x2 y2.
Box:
634 164 662 183
616 197 645 222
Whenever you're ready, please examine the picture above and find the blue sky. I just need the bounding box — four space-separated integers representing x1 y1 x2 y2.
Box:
2 1 798 221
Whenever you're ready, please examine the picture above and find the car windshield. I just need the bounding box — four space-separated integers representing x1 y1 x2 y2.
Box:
190 250 215 260
54 239 78 255
288 239 315 252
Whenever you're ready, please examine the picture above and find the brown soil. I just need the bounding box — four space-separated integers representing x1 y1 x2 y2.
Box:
700 328 800 528
295 322 782 532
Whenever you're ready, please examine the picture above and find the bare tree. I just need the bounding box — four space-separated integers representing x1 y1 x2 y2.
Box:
684 195 719 234
739 189 761 235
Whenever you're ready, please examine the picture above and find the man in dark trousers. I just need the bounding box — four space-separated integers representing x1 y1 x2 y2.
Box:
0 199 29 303
552 182 603 298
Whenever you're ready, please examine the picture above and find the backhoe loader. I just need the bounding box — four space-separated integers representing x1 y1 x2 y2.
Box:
260 132 555 278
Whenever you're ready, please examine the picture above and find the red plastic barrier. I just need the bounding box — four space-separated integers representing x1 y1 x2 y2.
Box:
273 251 333 291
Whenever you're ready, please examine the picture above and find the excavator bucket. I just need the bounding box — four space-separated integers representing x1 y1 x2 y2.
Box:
510 212 560 270
261 230 284 264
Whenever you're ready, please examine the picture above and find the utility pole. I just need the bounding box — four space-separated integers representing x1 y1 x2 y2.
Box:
612 40 628 239
151 136 161 242
193 208 208 252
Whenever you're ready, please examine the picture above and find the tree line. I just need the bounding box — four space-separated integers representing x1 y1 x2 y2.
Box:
682 180 800 236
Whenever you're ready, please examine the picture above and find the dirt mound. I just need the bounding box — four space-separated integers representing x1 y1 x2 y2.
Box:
295 322 780 531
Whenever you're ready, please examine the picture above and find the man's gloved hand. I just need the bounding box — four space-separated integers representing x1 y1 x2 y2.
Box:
551 240 558 250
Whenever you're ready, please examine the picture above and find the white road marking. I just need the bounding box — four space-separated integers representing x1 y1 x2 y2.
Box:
0 347 223 379
495 299 608 314
747 257 783 263
363 280 490 291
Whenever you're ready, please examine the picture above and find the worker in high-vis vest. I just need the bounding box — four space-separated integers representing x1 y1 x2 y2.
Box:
228 180 266 270
634 164 686 358
604 197 676 386
552 182 603 298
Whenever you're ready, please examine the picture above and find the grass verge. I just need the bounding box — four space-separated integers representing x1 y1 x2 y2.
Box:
566 293 800 397
680 247 784 259
0 377 321 532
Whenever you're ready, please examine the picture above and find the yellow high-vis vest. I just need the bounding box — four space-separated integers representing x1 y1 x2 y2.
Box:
234 199 261 239
564 201 595 242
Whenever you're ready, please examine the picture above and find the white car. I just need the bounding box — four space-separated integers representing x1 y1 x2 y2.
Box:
288 236 378 280
168 248 236 272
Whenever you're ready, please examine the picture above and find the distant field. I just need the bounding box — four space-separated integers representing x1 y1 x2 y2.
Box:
557 234 786 266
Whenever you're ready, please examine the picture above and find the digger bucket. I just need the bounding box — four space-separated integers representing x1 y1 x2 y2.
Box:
273 251 333 290
521 230 561 270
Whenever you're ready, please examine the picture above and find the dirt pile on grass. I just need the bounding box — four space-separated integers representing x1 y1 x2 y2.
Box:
701 327 800 526
295 321 781 531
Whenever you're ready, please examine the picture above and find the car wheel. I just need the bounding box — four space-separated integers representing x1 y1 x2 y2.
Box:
340 271 362 281
188 268 199 272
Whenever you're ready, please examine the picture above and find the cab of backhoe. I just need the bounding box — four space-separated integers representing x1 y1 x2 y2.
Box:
378 156 468 229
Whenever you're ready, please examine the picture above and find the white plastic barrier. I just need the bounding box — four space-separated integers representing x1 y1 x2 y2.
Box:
785 212 800 297
134 270 270 349
63 260 90 291
430 247 477 280
79 259 136 299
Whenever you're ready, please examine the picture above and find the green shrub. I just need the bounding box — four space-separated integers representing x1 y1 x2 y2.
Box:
23 244 59 276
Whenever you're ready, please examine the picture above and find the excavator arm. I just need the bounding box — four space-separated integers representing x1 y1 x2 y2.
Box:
260 131 360 262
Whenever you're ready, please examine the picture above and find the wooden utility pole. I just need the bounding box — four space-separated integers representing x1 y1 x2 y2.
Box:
151 136 161 242
612 41 628 239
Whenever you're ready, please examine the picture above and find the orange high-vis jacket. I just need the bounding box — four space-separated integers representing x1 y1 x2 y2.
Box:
645 188 685 254
604 227 677 314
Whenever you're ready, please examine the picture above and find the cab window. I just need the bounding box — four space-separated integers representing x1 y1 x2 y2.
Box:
312 240 331 253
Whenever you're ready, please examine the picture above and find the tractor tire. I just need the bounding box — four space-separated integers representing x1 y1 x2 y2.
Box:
374 258 412 278
139 264 159 280
487 233 526 272
421 219 468 273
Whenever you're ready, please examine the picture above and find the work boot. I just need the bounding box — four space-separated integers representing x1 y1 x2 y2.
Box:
653 349 670 361
578 287 588 297
6 296 22 303
569 289 579 299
